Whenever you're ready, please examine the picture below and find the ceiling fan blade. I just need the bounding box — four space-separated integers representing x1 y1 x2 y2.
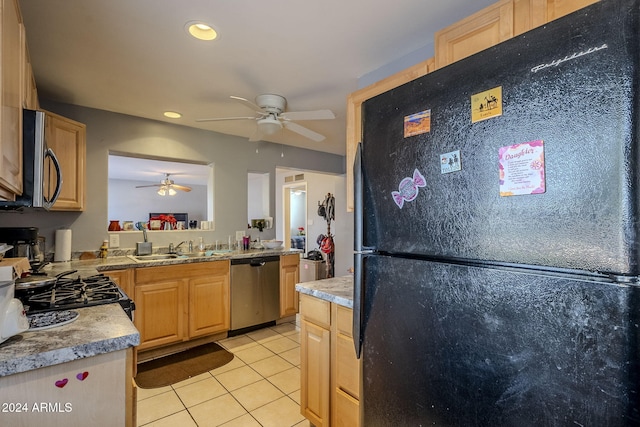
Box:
230 96 263 113
280 109 335 121
283 121 326 142
135 184 162 188
172 184 192 192
196 116 256 123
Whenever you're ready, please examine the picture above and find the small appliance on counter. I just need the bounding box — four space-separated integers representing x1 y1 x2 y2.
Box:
0 281 29 343
0 227 44 265
0 258 31 344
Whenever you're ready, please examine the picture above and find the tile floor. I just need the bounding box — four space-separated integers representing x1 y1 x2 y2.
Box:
135 321 310 427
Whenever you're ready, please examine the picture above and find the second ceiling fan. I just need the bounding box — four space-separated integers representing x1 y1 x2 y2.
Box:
135 173 192 196
196 94 335 142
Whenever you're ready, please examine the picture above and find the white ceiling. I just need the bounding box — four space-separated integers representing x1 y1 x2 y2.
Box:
19 0 495 157
108 155 211 185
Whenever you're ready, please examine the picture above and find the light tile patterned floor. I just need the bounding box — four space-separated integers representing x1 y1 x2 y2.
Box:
136 321 310 427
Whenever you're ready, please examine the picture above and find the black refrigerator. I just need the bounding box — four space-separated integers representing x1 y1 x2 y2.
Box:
353 0 640 425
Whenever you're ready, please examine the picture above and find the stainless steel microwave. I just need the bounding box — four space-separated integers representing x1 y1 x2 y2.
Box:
0 109 62 210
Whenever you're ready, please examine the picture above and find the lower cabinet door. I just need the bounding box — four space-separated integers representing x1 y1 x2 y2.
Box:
135 280 186 350
300 318 330 427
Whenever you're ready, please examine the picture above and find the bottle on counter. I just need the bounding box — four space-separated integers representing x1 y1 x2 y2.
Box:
99 240 109 258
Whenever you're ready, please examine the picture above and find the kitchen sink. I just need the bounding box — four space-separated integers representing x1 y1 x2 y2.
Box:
129 254 179 261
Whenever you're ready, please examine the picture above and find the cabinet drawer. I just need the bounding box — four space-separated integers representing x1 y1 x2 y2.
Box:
336 305 353 337
336 331 360 399
300 294 330 328
334 388 360 427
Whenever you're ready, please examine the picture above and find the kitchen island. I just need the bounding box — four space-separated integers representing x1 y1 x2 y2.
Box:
295 275 362 427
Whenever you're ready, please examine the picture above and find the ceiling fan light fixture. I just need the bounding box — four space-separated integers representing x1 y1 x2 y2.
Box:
157 187 167 196
257 117 282 135
168 187 177 196
186 21 218 41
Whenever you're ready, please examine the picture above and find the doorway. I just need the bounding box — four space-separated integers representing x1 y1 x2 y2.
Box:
283 184 307 252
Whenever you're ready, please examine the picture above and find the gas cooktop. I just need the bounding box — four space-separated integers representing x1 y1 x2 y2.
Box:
20 273 134 319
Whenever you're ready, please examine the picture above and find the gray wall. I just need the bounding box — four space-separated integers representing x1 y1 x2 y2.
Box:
0 101 345 257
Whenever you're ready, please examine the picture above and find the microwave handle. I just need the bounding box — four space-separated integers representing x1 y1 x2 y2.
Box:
43 148 62 209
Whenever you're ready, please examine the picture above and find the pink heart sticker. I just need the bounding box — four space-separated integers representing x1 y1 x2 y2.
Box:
55 378 68 388
76 371 89 381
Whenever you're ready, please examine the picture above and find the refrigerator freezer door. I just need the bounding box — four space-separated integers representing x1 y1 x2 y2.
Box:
361 0 640 275
362 255 640 426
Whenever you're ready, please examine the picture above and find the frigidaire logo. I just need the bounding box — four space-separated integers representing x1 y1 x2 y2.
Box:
531 43 608 73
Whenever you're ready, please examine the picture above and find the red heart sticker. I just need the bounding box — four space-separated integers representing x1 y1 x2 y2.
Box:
55 378 68 388
76 371 89 381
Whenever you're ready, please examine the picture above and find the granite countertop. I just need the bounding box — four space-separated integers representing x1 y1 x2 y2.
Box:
0 303 139 377
44 247 303 274
0 248 299 377
295 275 354 308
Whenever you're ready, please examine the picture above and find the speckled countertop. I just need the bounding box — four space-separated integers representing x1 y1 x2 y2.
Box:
0 303 139 377
295 275 354 308
0 248 301 378
44 247 303 275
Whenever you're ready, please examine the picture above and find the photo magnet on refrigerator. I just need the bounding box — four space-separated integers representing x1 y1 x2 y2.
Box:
404 109 431 137
471 86 502 123
391 169 426 209
441 150 461 174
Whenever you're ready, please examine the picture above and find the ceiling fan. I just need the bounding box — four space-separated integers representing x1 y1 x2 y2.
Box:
135 173 192 196
196 94 335 142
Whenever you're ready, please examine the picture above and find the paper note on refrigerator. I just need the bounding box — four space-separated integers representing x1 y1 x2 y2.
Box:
499 140 545 197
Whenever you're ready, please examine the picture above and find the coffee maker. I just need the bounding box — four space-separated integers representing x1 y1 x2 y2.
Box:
0 227 43 264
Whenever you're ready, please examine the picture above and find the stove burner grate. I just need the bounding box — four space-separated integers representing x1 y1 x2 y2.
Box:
25 274 131 313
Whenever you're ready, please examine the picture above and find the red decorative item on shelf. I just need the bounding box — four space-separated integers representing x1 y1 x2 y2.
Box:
149 214 177 231
108 220 121 231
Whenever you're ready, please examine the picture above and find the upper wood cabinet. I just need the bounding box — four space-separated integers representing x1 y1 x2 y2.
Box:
0 0 24 201
345 0 599 211
23 45 39 110
45 110 86 211
434 0 515 69
434 0 599 69
545 0 599 21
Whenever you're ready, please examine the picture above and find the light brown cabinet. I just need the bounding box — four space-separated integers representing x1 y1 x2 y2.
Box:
0 0 24 201
434 0 599 69
332 304 361 427
300 294 331 427
134 261 230 351
45 110 86 211
434 0 515 69
345 0 599 211
103 268 134 299
279 253 300 317
23 45 39 110
300 293 362 427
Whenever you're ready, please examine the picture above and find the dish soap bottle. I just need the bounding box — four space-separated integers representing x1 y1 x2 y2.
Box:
99 240 109 258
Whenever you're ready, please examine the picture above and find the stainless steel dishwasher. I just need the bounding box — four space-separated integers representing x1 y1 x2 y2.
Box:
230 256 280 334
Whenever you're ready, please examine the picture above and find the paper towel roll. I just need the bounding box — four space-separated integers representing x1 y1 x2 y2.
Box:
54 229 72 262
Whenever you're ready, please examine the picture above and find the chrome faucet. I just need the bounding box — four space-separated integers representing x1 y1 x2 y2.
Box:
169 241 186 254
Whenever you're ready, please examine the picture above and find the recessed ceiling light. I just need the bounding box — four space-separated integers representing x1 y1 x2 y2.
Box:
164 111 182 119
185 21 218 41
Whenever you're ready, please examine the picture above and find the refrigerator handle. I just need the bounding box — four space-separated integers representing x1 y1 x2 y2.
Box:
354 142 364 253
353 142 367 359
353 252 364 359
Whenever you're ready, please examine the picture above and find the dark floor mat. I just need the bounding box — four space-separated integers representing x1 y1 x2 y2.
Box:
135 343 234 389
